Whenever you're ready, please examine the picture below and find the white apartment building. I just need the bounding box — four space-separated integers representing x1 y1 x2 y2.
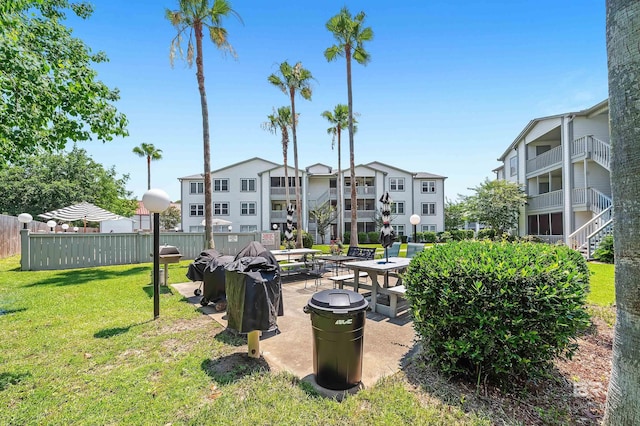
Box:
494 100 612 257
179 157 446 243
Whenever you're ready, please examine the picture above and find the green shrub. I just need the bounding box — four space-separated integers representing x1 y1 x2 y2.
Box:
367 231 380 244
476 228 496 240
403 240 590 384
465 230 475 240
450 229 468 241
290 230 314 248
343 232 350 243
358 232 368 243
422 231 437 243
437 231 452 243
400 235 408 243
593 235 614 263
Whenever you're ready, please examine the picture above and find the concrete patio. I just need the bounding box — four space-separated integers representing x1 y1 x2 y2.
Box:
172 273 418 396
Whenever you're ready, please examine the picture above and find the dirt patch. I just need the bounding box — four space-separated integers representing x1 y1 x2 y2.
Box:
404 313 613 425
202 352 271 385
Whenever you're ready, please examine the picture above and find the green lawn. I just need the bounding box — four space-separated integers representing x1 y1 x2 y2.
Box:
587 262 615 306
0 255 486 426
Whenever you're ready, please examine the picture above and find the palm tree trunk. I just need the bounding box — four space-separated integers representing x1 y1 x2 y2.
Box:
337 126 342 242
282 133 290 208
290 89 303 248
604 1 640 423
195 21 214 249
346 45 358 246
146 156 151 190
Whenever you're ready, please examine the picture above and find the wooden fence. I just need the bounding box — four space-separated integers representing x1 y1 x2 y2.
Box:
20 230 280 271
0 214 49 258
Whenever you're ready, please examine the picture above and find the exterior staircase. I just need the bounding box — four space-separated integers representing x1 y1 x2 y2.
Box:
567 204 613 259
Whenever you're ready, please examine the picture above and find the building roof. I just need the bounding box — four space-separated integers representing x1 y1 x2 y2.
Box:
135 200 149 215
178 157 280 180
366 161 447 179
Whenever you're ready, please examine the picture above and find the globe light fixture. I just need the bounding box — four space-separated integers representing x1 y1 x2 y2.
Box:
46 220 57 232
142 189 171 319
410 214 421 243
272 224 278 230
228 225 232 232
73 226 79 232
18 213 33 230
61 224 69 232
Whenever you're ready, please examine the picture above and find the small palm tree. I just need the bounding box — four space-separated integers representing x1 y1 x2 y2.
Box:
166 0 242 249
268 61 313 248
262 106 296 207
325 7 373 247
132 143 163 190
321 104 357 242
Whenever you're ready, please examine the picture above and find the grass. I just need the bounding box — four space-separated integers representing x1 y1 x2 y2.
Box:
0 255 486 425
587 262 615 306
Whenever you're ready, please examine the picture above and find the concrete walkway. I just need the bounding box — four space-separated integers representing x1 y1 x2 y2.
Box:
172 274 417 394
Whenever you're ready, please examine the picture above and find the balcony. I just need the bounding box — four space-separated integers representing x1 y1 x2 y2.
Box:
571 135 611 171
270 210 287 220
526 145 562 176
528 190 563 211
343 210 376 219
270 187 299 198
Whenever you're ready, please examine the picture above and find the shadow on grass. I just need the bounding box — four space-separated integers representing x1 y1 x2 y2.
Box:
94 320 153 339
0 372 31 391
25 266 150 287
0 307 27 316
142 285 173 298
214 329 246 347
201 353 270 385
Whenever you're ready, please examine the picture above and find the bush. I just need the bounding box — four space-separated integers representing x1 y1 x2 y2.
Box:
403 240 590 383
422 231 437 243
593 235 614 263
358 232 368 243
437 231 452 243
343 232 350 243
476 228 496 240
465 230 475 240
290 230 314 248
400 235 408 243
367 231 380 244
450 229 467 241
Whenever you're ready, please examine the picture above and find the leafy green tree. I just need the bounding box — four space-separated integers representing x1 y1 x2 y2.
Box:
159 205 181 231
308 201 336 244
132 143 163 190
465 179 526 235
166 0 242 249
604 0 640 423
0 0 128 167
268 61 313 248
0 146 136 219
325 7 373 247
262 106 295 207
444 198 468 230
321 104 357 243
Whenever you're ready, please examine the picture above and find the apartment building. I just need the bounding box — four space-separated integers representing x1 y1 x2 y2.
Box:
179 157 446 243
494 100 612 256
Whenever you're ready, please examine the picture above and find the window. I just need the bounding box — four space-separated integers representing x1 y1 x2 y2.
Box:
510 156 518 177
213 202 229 215
240 225 258 232
190 182 204 194
241 202 256 215
213 178 229 192
270 177 301 187
389 177 404 191
421 224 437 232
392 225 405 236
421 180 436 193
422 203 436 215
240 178 256 192
391 202 405 214
189 204 204 217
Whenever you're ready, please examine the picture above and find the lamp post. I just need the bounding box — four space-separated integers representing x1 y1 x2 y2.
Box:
46 220 57 233
18 213 32 230
410 214 421 243
143 189 171 319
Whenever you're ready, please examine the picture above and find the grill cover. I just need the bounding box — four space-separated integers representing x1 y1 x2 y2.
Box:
186 249 220 282
224 241 283 333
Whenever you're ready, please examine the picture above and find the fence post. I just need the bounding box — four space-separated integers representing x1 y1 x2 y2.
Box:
20 229 31 271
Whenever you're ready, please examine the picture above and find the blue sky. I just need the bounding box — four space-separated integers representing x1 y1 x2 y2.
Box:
65 0 608 202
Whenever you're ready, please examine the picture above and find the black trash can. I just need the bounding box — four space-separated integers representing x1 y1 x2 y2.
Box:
304 289 368 390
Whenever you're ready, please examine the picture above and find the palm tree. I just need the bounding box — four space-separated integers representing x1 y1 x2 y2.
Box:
262 106 296 207
325 7 373 247
268 61 313 248
603 1 640 423
321 104 357 242
166 0 242 249
132 143 163 190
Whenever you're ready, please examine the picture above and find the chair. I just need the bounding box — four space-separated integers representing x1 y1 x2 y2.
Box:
382 242 401 258
305 259 329 290
406 243 425 258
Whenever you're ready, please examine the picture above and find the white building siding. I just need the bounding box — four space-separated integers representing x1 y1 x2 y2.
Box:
573 114 610 142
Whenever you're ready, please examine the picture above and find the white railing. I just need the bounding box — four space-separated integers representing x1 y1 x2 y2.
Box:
571 135 611 171
587 220 614 259
572 188 587 205
526 145 562 174
567 205 613 252
572 187 612 214
344 210 376 219
270 210 286 220
270 187 299 196
528 190 563 210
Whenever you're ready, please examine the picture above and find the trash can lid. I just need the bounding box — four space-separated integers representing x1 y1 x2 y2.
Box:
308 289 368 313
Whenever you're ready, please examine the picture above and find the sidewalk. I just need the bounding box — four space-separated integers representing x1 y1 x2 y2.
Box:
172 275 417 395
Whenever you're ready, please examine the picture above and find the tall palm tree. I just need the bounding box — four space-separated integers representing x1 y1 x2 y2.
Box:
132 143 163 190
325 7 373 247
268 61 313 248
166 0 242 249
262 106 296 208
321 104 357 242
603 0 640 423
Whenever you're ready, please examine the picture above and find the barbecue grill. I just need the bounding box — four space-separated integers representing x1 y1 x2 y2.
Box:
158 245 182 285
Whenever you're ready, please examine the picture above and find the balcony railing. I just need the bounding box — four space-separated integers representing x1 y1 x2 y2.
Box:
572 187 612 214
270 210 286 220
526 145 562 175
571 135 611 171
528 190 563 210
270 187 299 196
343 210 376 219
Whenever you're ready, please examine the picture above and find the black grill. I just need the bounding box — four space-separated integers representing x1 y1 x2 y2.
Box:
159 245 182 264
